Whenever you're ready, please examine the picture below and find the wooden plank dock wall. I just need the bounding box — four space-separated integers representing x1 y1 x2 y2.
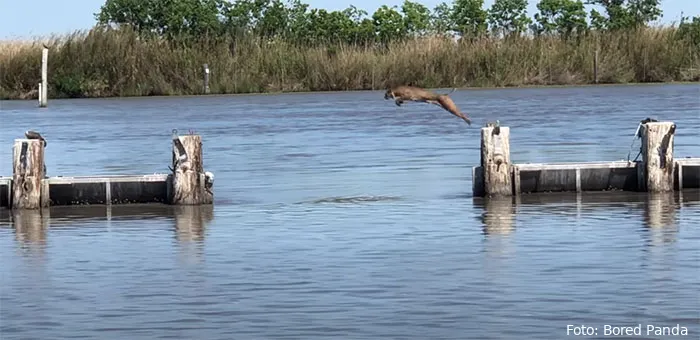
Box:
675 158 700 191
46 175 171 205
0 131 214 210
473 120 700 197
0 177 10 208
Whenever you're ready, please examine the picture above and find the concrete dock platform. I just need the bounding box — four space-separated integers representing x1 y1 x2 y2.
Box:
2 131 214 210
473 120 699 197
0 174 175 208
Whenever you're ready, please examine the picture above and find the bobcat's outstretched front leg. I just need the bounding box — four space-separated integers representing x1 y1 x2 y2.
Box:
395 99 404 106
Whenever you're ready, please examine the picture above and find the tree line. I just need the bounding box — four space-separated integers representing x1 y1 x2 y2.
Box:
94 0 699 45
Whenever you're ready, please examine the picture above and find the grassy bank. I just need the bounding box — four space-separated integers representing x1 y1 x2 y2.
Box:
1 26 698 100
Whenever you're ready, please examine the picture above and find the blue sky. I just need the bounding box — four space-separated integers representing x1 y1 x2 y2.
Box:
1 0 697 39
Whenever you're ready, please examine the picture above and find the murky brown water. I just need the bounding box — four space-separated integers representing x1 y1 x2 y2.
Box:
1 84 699 339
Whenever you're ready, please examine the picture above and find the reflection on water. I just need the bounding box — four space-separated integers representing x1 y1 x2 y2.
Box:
643 192 679 229
4 204 216 237
11 209 49 258
642 192 679 247
174 205 214 243
474 197 516 236
474 197 517 281
173 205 214 265
472 190 692 247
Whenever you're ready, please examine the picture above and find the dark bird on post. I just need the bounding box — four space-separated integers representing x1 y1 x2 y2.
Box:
485 120 501 135
42 43 49 49
25 130 47 147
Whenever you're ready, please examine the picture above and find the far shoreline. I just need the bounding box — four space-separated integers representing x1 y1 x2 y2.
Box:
2 81 698 103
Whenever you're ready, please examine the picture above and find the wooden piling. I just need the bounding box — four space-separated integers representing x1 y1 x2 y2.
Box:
170 134 213 205
40 47 48 107
638 121 676 193
480 125 512 197
203 63 210 94
12 139 48 209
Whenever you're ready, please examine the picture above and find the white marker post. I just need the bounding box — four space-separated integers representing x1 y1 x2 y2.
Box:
40 47 48 107
203 63 210 95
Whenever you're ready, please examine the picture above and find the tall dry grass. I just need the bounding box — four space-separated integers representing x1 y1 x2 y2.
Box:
0 26 698 100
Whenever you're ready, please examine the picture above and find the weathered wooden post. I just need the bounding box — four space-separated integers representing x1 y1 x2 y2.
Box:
169 131 214 205
480 123 512 197
12 139 49 209
39 46 48 107
203 63 210 94
638 121 676 193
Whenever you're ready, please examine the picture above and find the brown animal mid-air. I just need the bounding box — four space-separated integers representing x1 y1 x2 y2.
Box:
384 85 472 125
25 130 47 147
